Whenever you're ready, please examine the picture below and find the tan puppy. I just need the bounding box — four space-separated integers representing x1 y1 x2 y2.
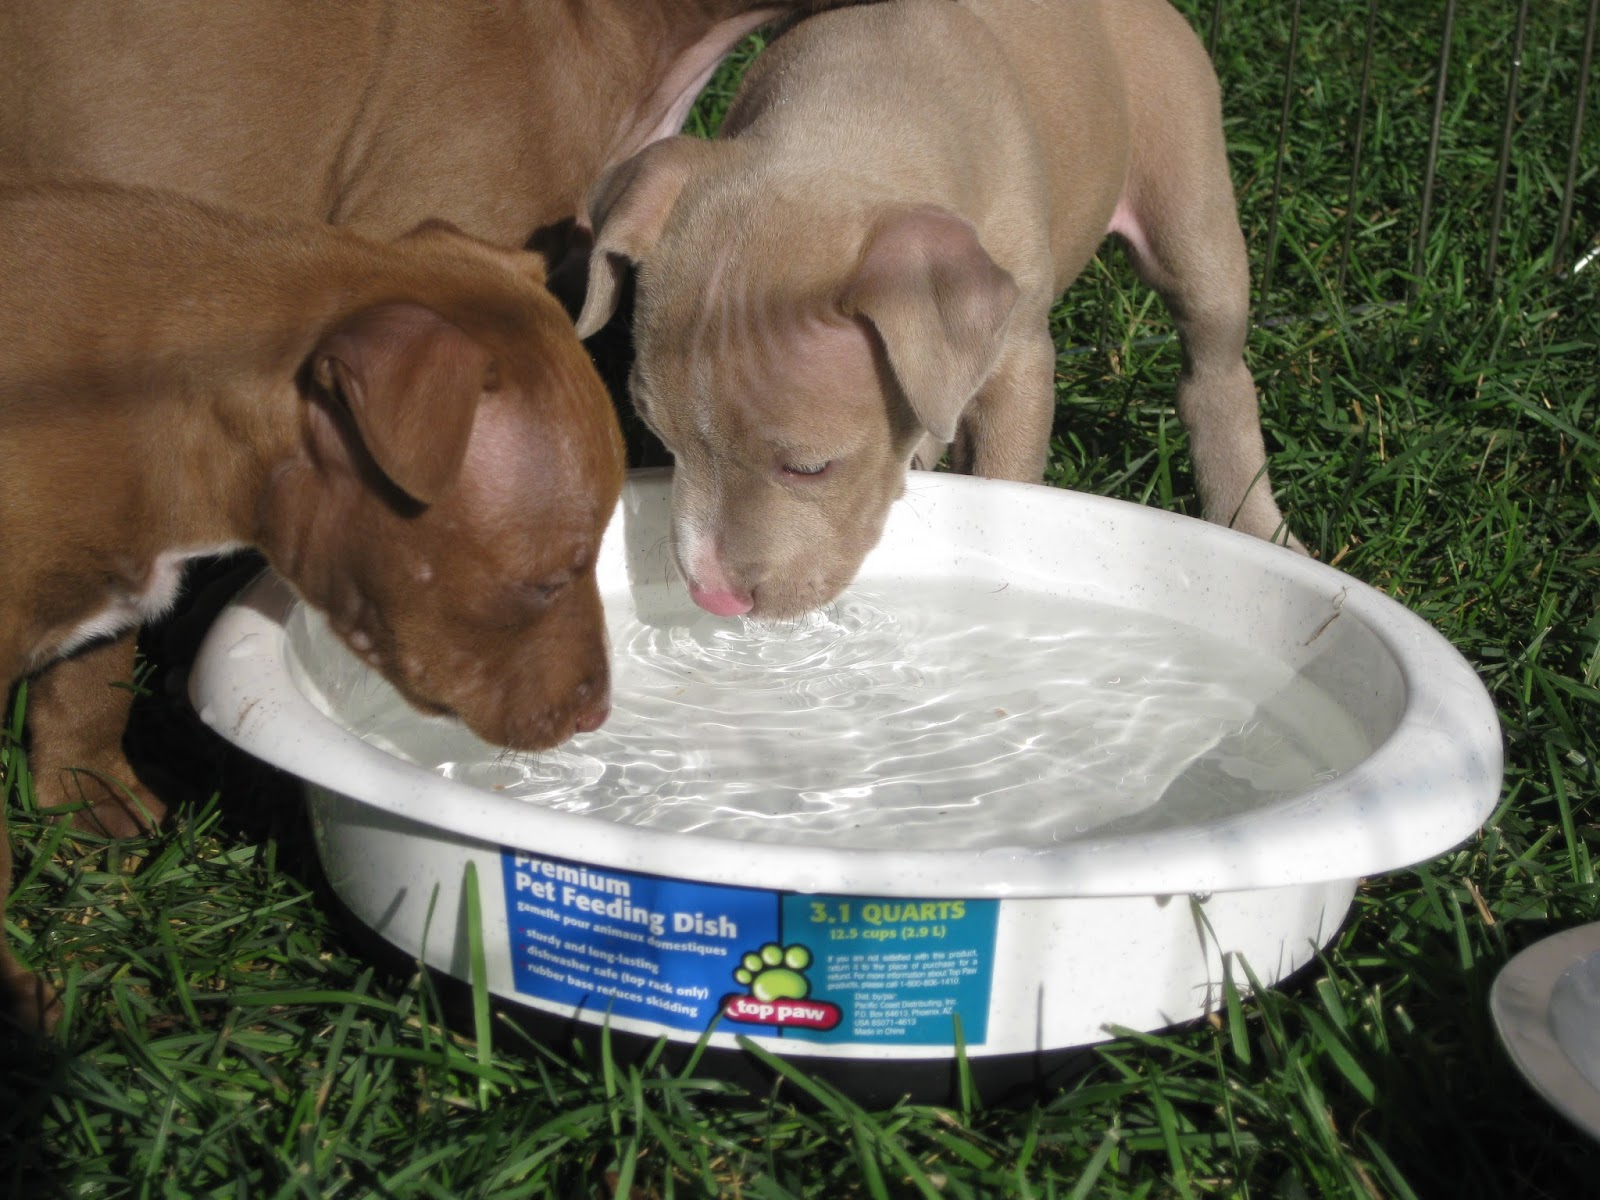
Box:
0 179 625 1027
577 0 1303 620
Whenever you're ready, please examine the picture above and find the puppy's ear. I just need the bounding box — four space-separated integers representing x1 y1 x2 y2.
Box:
310 303 491 504
399 217 550 288
842 206 1019 443
575 136 717 338
402 216 468 240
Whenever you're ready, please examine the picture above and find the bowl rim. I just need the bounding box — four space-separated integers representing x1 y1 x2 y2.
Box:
1491 921 1600 1142
190 471 1503 899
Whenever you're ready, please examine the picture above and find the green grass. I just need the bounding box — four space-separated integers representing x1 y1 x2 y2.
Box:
5 1 1599 1195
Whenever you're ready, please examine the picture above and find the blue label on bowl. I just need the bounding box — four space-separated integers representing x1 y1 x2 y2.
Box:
500 851 997 1046
773 895 999 1045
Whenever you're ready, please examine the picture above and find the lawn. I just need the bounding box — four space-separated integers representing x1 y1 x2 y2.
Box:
4 1 1599 1196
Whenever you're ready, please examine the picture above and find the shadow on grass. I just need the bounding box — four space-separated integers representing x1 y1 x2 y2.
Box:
1365 924 1600 1197
0 1023 72 1198
122 553 315 848
1265 887 1600 1198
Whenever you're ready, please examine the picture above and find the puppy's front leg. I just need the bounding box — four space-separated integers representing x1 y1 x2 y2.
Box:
0 794 61 1031
910 433 948 472
949 329 1057 483
26 632 165 838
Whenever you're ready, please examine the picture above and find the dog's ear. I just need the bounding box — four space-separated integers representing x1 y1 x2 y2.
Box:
842 206 1019 443
310 303 492 504
402 216 469 240
575 136 717 338
400 218 550 288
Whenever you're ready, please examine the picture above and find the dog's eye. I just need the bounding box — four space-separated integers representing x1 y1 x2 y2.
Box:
519 577 568 604
473 575 572 630
781 460 832 479
489 577 568 622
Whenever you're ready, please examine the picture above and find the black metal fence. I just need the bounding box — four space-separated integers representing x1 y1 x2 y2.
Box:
1190 0 1598 308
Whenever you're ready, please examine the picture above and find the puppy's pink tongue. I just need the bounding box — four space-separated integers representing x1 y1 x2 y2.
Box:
690 584 754 617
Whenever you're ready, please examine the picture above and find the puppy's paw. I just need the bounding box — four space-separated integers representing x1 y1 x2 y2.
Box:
909 433 948 473
1206 493 1308 557
1257 522 1309 556
1 960 62 1036
35 759 167 839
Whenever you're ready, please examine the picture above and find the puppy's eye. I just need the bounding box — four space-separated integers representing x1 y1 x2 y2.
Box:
475 575 571 630
498 577 568 620
520 577 568 603
781 460 832 479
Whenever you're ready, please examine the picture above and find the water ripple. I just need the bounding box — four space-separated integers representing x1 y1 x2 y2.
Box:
290 581 1371 852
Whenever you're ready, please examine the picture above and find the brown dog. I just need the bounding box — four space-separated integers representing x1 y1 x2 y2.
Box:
0 0 856 804
0 1 856 251
0 178 625 1027
576 0 1304 620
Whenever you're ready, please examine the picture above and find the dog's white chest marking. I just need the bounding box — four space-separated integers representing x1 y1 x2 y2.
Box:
56 543 242 658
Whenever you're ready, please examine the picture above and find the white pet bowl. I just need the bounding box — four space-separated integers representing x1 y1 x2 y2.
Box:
1492 922 1600 1141
191 469 1501 1100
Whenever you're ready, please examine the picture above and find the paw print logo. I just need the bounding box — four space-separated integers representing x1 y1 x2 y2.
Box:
734 942 812 1001
721 940 840 1030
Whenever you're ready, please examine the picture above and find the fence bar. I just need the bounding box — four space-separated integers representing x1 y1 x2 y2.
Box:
1555 0 1599 273
1259 0 1303 298
1336 0 1381 295
1485 0 1531 284
1413 0 1457 296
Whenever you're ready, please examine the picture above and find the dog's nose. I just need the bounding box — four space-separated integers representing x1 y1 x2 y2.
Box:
567 673 611 734
689 582 754 617
573 700 610 734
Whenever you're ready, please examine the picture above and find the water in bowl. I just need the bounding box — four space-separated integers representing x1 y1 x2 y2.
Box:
287 577 1370 852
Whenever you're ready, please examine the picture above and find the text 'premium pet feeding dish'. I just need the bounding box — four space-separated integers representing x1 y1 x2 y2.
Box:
191 469 1502 1102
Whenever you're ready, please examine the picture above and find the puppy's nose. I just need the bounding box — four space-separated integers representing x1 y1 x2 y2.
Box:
689 582 754 617
574 700 610 734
